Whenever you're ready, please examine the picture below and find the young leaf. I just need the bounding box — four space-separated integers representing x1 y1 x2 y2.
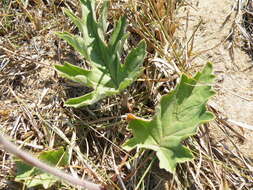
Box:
15 147 69 189
55 0 146 108
123 63 215 173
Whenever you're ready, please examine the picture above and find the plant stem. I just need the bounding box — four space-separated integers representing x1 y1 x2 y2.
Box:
0 135 106 190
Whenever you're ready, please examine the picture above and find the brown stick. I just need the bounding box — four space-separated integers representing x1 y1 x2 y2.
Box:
0 135 105 190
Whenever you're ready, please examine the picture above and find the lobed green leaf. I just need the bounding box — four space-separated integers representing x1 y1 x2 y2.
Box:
15 148 69 189
123 63 215 173
55 0 146 107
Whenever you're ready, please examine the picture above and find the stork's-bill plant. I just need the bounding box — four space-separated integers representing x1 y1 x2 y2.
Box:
55 0 146 107
123 63 215 173
55 0 216 175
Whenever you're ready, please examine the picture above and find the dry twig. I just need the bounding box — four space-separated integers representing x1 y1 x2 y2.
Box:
0 135 105 190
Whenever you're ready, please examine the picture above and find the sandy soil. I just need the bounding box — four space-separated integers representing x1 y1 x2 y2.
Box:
187 0 253 156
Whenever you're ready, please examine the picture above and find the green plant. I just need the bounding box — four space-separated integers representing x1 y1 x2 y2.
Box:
123 62 215 173
15 148 69 189
55 0 146 108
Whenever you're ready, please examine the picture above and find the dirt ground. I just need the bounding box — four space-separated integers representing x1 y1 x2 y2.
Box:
187 0 253 156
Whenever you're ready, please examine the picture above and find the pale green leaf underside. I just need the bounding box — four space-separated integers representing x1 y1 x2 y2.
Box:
54 0 146 107
15 148 69 189
123 63 215 173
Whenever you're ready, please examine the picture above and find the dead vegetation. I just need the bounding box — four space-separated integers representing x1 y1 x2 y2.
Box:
1 0 253 189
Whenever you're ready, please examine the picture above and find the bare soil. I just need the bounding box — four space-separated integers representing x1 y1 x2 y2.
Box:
188 0 253 156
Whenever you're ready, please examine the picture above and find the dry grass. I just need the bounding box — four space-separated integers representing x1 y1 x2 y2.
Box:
1 0 253 189
237 0 253 62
